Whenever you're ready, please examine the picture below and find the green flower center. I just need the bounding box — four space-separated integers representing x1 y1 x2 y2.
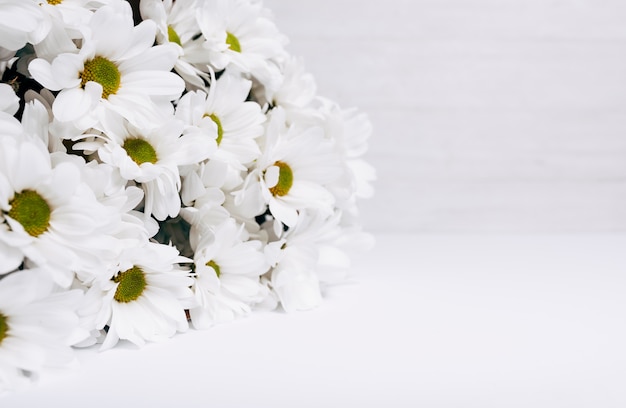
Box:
168 25 182 46
269 161 294 197
206 260 221 278
123 138 158 165
204 113 223 145
226 32 241 53
8 190 51 237
0 313 8 346
113 266 147 303
81 56 121 99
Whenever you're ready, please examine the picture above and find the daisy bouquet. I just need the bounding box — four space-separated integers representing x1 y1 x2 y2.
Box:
0 0 374 391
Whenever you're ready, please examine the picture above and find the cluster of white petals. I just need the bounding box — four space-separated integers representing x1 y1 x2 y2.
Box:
0 0 374 392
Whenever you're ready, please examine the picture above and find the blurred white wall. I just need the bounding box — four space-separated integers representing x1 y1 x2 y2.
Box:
264 0 626 233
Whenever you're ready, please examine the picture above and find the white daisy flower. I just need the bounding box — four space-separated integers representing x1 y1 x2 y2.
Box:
50 153 151 274
179 162 233 243
264 209 374 313
28 1 184 129
140 0 228 89
0 127 119 286
28 0 105 61
180 159 229 207
175 70 266 169
92 242 194 350
264 211 335 312
33 0 105 35
0 0 49 51
79 111 212 221
247 107 342 228
188 218 268 328
268 56 316 115
197 0 287 87
30 0 124 61
0 269 85 392
266 231 321 313
313 100 376 214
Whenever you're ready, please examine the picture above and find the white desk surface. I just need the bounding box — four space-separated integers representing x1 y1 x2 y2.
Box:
3 233 626 407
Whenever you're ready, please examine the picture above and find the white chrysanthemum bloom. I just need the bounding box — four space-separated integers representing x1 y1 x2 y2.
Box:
180 160 229 207
18 99 127 282
28 1 184 129
179 164 231 251
176 70 266 169
188 218 268 328
80 112 212 221
25 87 113 156
140 0 228 89
314 100 376 215
197 0 287 87
51 153 151 260
264 211 366 312
0 0 49 51
92 242 194 350
265 218 321 312
0 269 86 392
0 125 120 286
244 107 342 228
269 56 317 115
33 0 107 34
29 0 106 60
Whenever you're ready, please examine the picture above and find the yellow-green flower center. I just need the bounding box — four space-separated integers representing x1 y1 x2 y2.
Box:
204 113 223 145
8 190 51 237
269 161 294 197
81 56 121 99
0 313 8 346
206 260 221 278
47 0 63 4
123 138 158 165
167 25 182 46
226 32 241 53
113 266 147 303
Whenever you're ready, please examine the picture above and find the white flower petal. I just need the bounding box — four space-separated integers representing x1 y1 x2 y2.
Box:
269 198 299 227
52 84 100 123
0 84 19 115
121 71 184 98
119 43 179 73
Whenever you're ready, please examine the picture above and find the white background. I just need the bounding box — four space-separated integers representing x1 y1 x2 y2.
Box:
265 0 626 233
3 1 626 407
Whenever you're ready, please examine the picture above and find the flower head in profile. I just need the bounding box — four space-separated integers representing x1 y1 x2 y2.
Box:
268 56 317 116
265 210 368 312
188 218 268 328
314 100 376 214
29 1 184 129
